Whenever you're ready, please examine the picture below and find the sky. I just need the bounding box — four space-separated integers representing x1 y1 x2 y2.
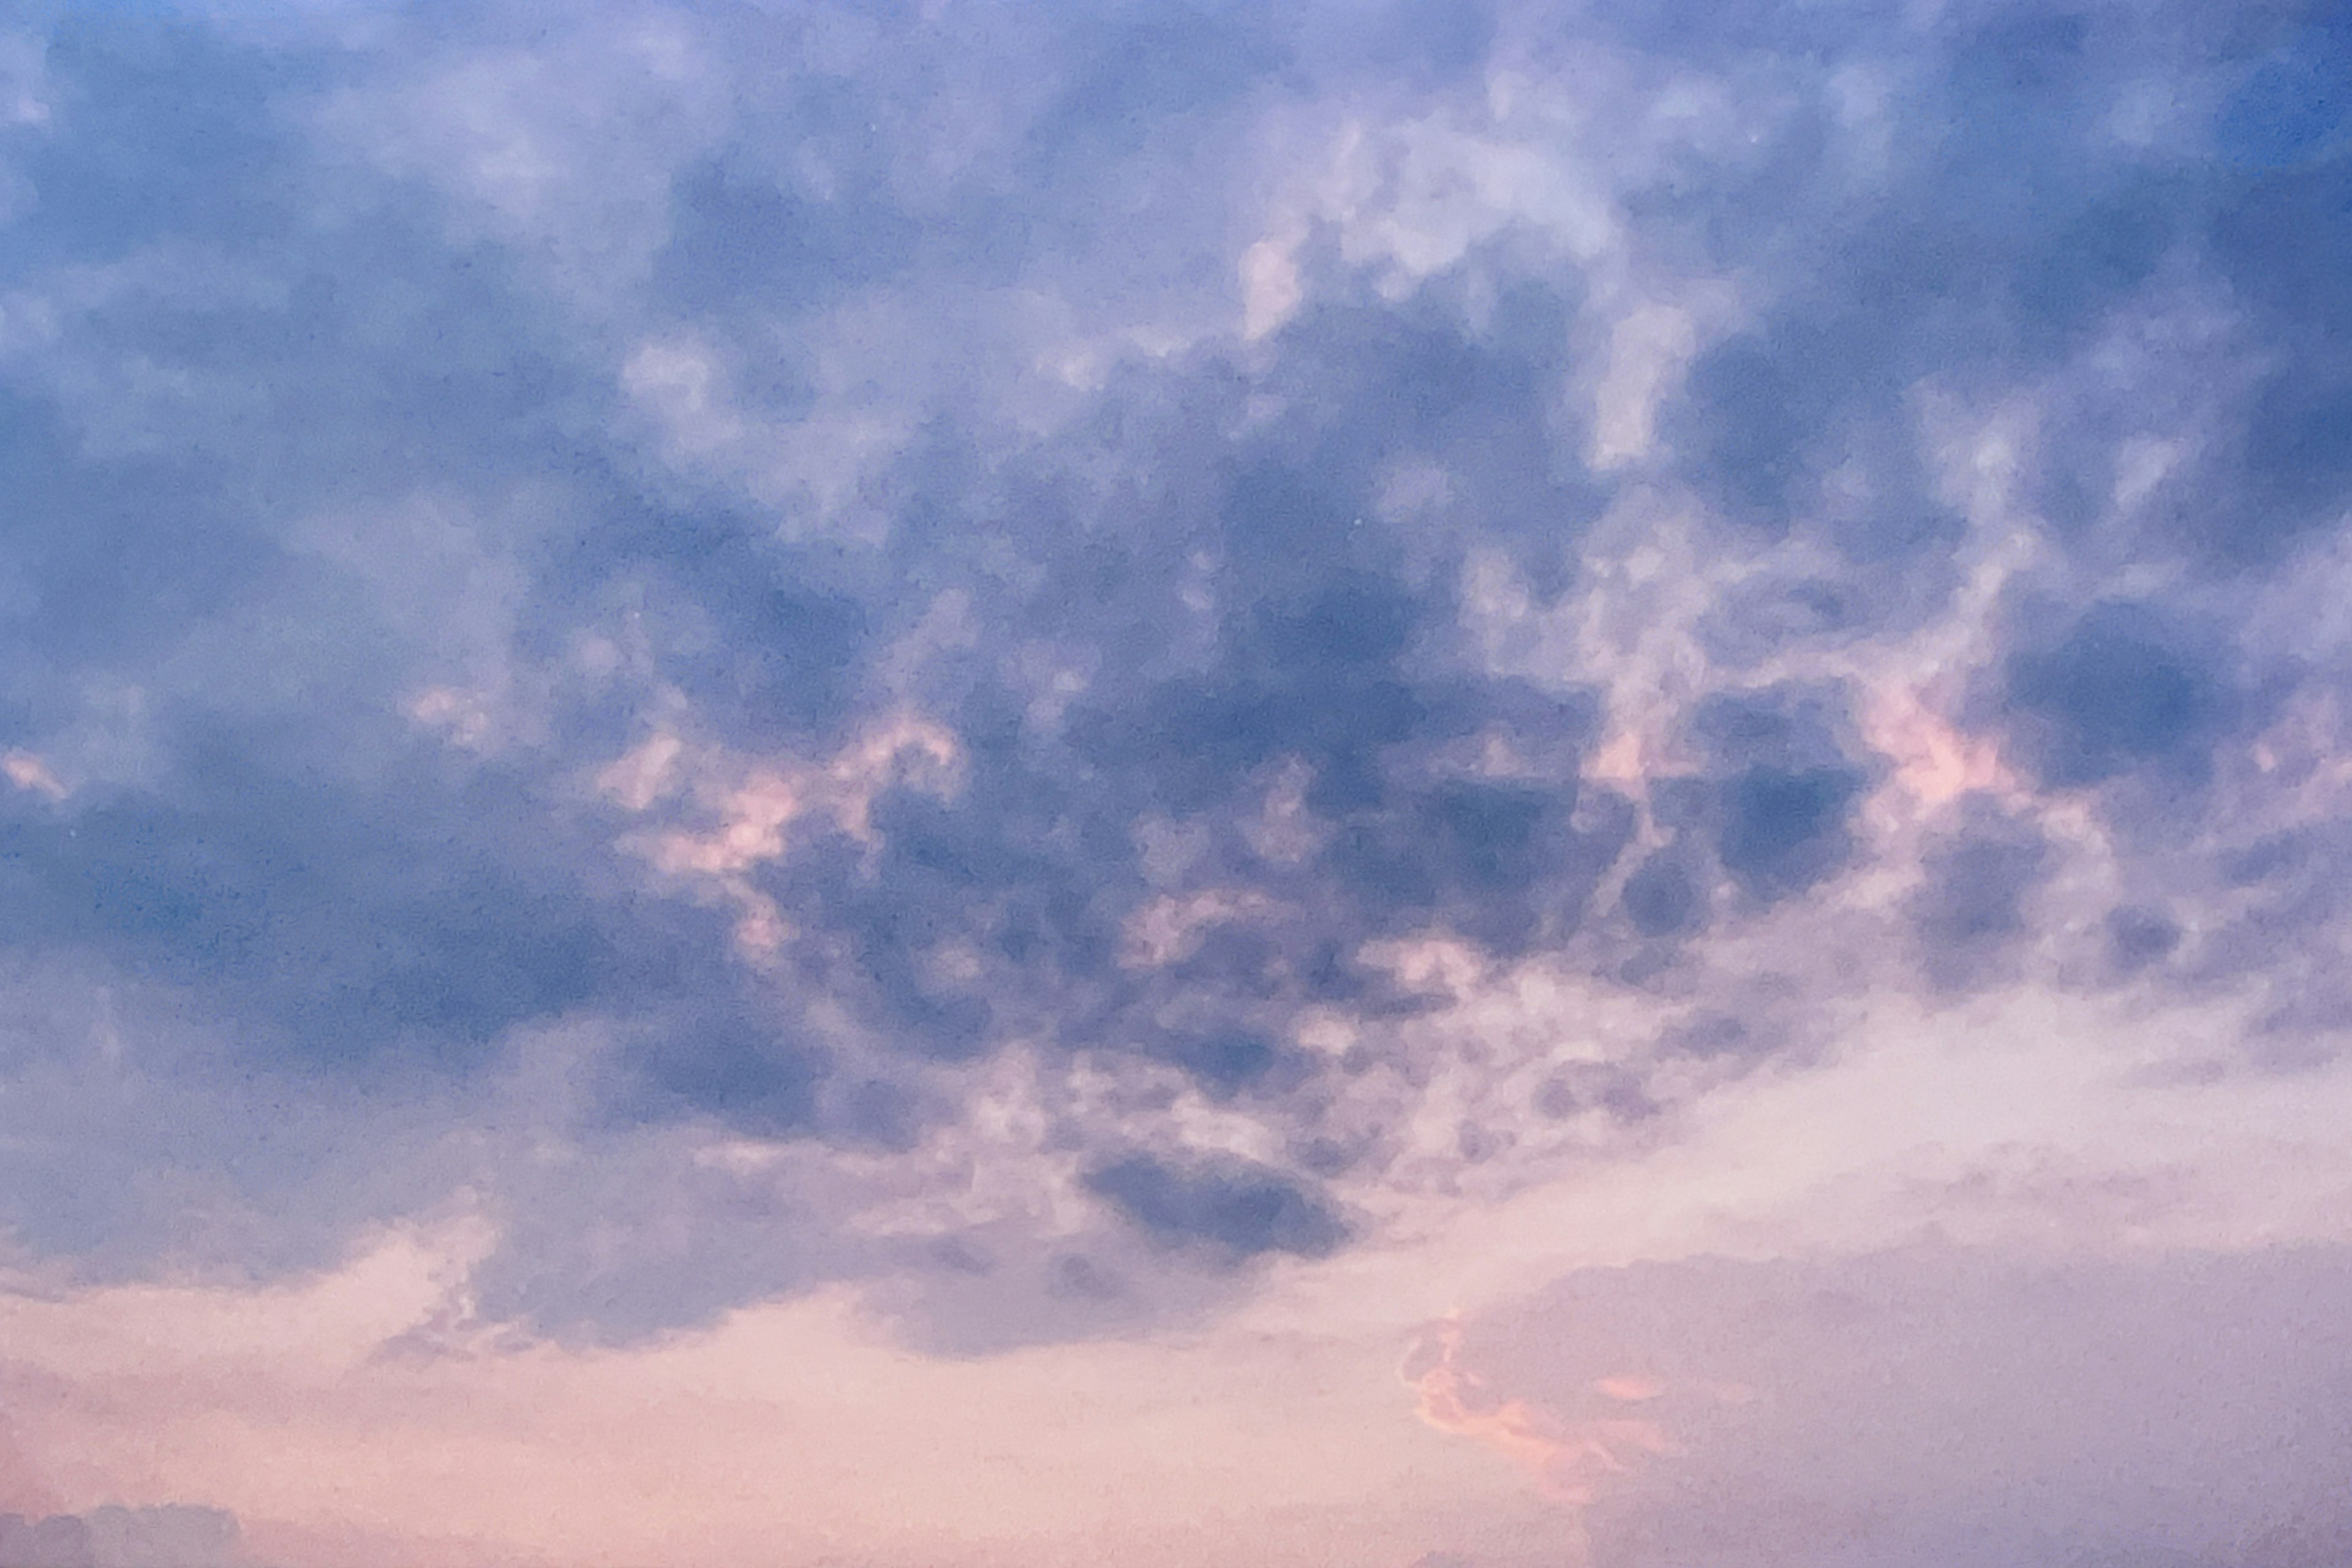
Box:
0 0 2350 1564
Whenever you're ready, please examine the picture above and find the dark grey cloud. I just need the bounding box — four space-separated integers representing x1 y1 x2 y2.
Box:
0 0 2347 1344
1910 795 2048 990
1684 685 1875 905
1083 1151 1349 1263
2002 600 2234 790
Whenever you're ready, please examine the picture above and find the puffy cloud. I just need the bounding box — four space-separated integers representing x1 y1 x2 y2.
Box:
0 0 2345 1390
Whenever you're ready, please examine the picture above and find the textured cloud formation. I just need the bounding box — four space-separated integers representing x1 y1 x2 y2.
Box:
0 0 2346 1394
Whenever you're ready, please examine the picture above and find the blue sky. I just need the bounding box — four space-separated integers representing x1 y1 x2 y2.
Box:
1 2 2350 1565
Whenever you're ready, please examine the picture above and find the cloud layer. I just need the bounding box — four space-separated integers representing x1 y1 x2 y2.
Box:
1 0 2349 1558
1450 1243 2352 1568
0 1507 241 1568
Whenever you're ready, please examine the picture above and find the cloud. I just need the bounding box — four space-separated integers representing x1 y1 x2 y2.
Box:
1083 1152 1350 1263
1403 1313 1675 1510
0 1221 1544 1568
0 0 2346 1375
2002 600 2235 790
5 976 2352 1568
1907 794 2049 990
0 1507 243 1568
1447 1244 2352 1568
